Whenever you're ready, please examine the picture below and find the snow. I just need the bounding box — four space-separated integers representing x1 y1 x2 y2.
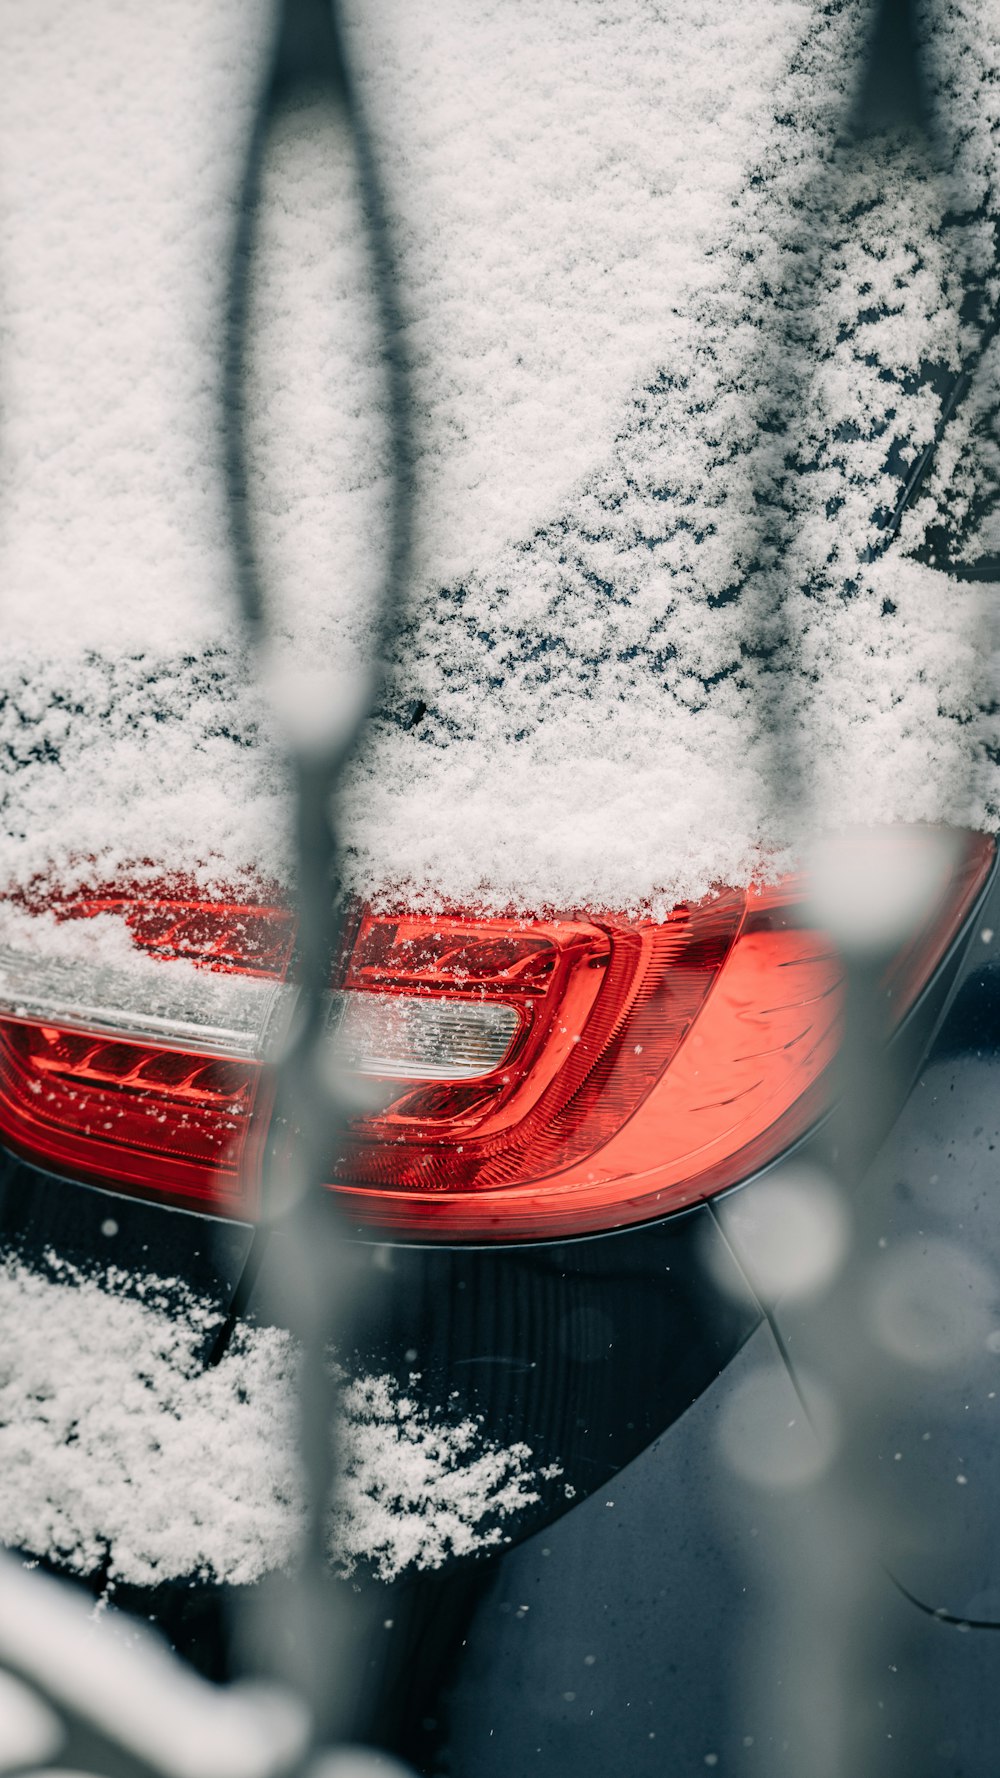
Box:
0 1253 546 1588
3 0 995 918
1 0 999 1593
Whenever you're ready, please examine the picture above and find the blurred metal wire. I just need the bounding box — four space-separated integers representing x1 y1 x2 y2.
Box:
220 0 412 1753
0 1 994 1774
5 0 413 1774
732 1 997 1773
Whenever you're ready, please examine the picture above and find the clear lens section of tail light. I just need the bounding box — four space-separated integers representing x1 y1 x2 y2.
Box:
329 992 520 1081
0 830 993 1238
0 947 286 1058
0 891 296 1216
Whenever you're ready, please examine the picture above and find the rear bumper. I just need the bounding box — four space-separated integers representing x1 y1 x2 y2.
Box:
2 844 999 1769
438 1319 1000 1778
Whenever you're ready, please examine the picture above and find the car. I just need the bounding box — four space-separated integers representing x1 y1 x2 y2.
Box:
2 0 1000 1774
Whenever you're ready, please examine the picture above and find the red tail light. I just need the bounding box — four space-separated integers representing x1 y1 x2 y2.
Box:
0 891 295 1218
0 832 993 1240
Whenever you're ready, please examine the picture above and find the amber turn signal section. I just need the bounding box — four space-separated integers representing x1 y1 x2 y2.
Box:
0 831 993 1239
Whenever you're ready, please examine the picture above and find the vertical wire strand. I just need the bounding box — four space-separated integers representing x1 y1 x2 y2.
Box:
222 0 412 1748
736 3 995 1772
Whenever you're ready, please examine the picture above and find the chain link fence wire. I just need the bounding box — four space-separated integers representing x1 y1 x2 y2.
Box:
0 0 997 1774
3 0 415 1771
219 0 413 1756
721 1 999 1772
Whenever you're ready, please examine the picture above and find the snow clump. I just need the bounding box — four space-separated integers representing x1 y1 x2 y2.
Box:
0 1252 543 1587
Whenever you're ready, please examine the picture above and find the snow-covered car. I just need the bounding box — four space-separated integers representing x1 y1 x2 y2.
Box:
3 0 1000 1772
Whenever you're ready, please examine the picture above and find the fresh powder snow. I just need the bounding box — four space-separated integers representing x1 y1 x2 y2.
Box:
0 1252 545 1587
1 0 1000 1587
3 0 995 915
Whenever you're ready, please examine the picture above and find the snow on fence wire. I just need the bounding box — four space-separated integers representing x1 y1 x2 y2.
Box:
0 0 995 1775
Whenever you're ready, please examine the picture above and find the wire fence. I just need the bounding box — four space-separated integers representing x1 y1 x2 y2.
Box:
0 0 995 1774
219 0 411 1750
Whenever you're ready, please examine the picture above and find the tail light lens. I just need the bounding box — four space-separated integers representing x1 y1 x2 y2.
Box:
0 892 296 1218
0 831 993 1240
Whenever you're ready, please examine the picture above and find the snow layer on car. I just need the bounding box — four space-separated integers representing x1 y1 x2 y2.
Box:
0 0 997 919
0 1253 544 1587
